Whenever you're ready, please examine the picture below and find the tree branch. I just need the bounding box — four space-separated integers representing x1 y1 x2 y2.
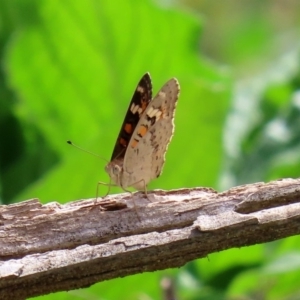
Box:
1 178 300 299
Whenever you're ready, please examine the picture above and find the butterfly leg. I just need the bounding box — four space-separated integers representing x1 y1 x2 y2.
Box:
118 183 143 221
95 180 117 203
128 179 152 202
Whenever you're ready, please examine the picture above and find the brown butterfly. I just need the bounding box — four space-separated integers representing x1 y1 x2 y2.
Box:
105 73 180 192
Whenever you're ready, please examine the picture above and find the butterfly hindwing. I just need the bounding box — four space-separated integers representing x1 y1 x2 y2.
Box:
110 73 152 160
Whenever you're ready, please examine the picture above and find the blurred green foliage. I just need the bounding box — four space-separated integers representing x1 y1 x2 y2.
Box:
1 0 228 204
1 0 300 299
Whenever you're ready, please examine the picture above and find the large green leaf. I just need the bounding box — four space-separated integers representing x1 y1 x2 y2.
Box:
2 0 229 204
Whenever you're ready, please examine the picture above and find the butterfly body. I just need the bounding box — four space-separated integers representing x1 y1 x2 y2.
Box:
105 73 180 191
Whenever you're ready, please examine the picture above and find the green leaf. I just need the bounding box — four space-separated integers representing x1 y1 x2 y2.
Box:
3 0 229 203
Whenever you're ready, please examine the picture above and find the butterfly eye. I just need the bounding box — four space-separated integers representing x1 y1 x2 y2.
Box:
113 165 121 175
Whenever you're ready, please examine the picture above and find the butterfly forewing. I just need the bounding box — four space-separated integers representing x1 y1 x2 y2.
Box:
110 73 152 160
123 78 180 190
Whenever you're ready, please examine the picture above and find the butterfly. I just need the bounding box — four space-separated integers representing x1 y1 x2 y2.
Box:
105 73 180 193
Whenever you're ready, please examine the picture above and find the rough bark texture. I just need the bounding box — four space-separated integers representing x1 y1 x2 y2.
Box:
1 178 300 299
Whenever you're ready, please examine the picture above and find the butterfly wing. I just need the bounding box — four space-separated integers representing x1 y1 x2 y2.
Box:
123 78 180 190
110 73 152 161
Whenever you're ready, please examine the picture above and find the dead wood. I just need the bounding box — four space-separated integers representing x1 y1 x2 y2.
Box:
1 178 300 299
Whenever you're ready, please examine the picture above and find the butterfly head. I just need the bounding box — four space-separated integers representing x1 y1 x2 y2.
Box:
105 159 124 186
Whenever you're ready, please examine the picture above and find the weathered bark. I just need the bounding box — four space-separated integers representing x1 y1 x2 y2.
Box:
1 178 300 300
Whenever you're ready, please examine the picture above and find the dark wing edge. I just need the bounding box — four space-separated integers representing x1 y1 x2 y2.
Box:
110 73 152 160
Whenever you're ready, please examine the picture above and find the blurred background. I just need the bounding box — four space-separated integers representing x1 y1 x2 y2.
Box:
1 0 300 299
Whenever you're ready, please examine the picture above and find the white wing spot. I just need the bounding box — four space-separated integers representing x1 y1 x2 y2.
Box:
155 110 162 119
147 108 158 118
147 106 154 116
137 86 144 93
131 104 139 114
158 91 166 99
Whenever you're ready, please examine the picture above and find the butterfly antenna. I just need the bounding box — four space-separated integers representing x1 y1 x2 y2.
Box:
67 140 108 163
